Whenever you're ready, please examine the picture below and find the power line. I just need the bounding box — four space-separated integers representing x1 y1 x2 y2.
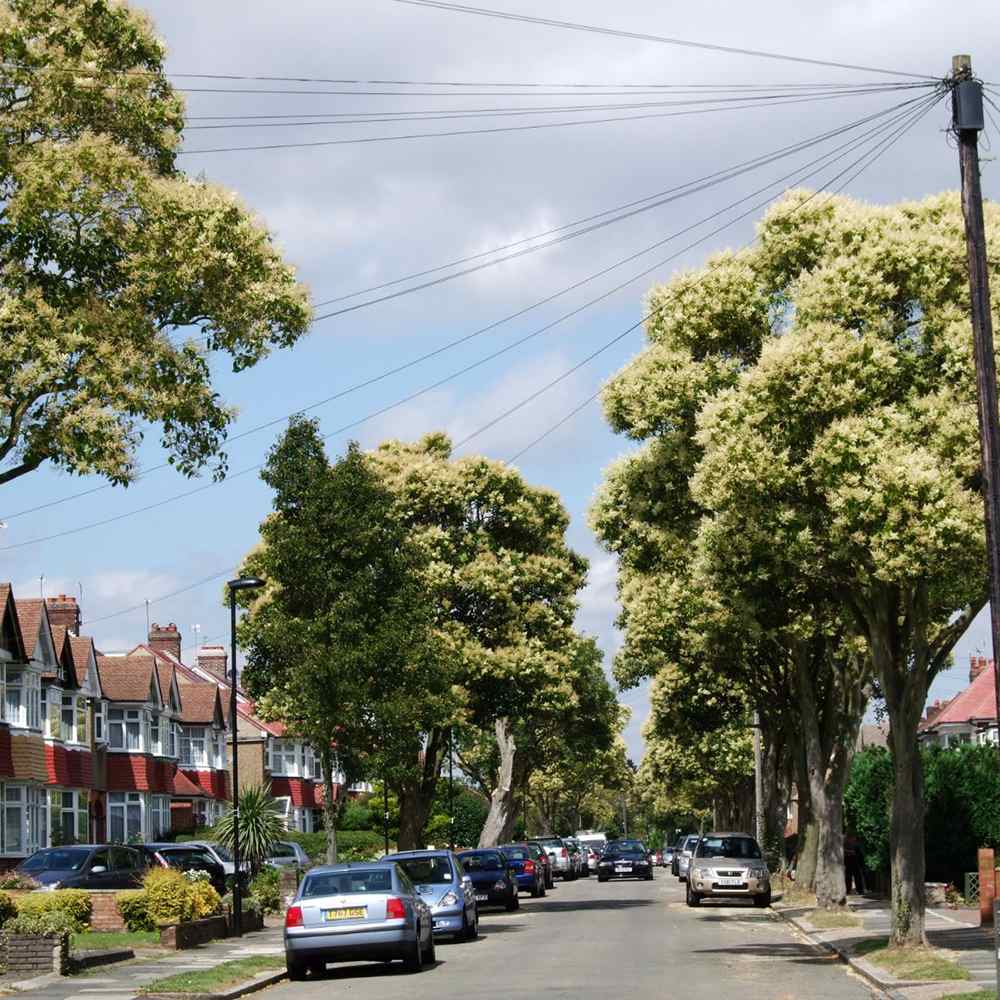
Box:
1 91 935 525
0 90 940 552
177 87 930 155
506 89 945 465
84 568 236 626
391 0 938 81
183 85 924 129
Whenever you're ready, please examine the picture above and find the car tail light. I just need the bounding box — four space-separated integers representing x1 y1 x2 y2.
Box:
386 897 406 919
560 848 568 858
285 906 303 928
524 860 535 874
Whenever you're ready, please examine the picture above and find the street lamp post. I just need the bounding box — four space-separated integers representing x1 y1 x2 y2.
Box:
227 577 265 938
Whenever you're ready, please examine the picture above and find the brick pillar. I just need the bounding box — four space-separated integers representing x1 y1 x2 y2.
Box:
979 847 995 926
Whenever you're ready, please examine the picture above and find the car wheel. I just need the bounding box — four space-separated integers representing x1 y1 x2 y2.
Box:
686 884 701 908
404 927 424 973
308 960 325 978
754 889 772 908
598 874 608 883
645 872 654 881
531 880 542 898
286 957 308 981
464 907 479 940
539 880 547 897
507 893 520 912
423 927 436 964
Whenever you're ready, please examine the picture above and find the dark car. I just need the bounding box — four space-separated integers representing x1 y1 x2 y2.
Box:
499 843 546 898
456 849 519 912
17 845 148 890
525 842 554 889
145 843 227 894
597 840 653 882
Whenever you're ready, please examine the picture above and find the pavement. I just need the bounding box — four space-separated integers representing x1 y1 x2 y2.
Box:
774 893 997 999
259 870 882 1000
2 925 284 1000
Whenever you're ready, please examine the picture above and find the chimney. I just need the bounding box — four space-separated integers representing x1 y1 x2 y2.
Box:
45 594 81 635
970 655 991 684
148 623 181 662
197 645 229 682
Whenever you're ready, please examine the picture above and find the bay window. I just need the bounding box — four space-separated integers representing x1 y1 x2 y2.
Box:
5 670 41 729
180 727 207 767
269 740 299 776
51 790 88 845
150 714 162 756
108 792 143 843
150 795 170 838
109 708 142 751
59 694 87 744
2 785 47 855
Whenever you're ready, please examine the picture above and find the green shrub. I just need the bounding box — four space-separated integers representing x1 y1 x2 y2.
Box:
0 891 16 926
339 801 373 831
249 866 281 915
0 872 40 891
143 868 194 926
189 880 222 920
16 889 92 931
117 890 155 932
4 910 77 936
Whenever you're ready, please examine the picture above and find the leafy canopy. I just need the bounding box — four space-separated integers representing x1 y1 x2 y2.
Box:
0 0 311 486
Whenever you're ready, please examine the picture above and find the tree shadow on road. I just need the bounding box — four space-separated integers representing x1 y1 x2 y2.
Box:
531 898 656 913
691 942 840 966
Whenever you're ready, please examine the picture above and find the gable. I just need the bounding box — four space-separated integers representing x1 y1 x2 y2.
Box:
0 586 26 661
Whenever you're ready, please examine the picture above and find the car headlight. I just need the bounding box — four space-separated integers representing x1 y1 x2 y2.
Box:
691 868 705 880
437 891 459 907
750 867 769 880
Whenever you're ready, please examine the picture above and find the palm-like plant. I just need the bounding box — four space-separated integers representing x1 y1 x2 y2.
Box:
215 784 285 875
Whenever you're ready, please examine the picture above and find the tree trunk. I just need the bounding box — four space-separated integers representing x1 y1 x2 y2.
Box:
478 718 519 847
395 728 446 851
794 742 818 890
887 727 926 945
320 748 340 865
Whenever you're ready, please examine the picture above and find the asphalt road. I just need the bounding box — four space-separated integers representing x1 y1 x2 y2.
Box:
265 870 881 999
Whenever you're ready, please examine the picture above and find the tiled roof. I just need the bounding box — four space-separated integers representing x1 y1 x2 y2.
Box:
178 682 221 724
96 654 157 702
67 636 97 689
155 662 175 707
923 662 997 728
14 598 44 659
172 770 207 797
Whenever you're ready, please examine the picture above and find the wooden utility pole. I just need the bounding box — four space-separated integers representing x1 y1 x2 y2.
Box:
953 55 1000 753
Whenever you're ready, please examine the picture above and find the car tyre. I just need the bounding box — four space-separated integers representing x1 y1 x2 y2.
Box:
404 927 424 973
286 957 308 981
422 928 436 964
754 889 772 908
686 884 701 908
597 874 608 883
531 880 542 898
539 880 546 897
506 893 520 912
462 907 479 941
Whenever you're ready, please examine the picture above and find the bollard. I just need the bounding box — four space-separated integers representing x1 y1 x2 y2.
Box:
981 848 996 927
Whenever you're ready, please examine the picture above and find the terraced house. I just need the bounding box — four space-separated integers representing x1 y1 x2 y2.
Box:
0 582 331 868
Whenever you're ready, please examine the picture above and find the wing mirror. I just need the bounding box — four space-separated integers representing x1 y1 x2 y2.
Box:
90 865 107 874
462 874 472 884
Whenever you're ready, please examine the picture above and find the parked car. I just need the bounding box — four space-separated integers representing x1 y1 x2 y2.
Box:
499 843 546 898
455 849 519 911
653 850 664 867
268 841 312 868
575 831 608 858
382 850 478 940
564 837 588 878
663 846 675 868
675 834 701 882
530 836 575 881
525 842 554 889
585 846 602 872
284 862 434 978
173 840 246 877
685 831 771 908
597 841 654 882
17 844 147 890
145 843 227 894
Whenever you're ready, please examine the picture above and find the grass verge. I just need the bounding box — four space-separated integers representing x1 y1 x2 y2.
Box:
853 938 970 981
808 910 863 929
72 930 161 951
140 956 284 995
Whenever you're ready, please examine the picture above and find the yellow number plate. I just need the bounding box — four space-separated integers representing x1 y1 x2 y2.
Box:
324 907 366 921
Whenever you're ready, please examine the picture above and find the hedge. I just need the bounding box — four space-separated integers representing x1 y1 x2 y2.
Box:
15 889 91 931
117 890 155 932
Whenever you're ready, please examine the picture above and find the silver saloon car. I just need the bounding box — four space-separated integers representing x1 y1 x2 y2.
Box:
685 832 772 908
284 863 434 979
383 850 479 940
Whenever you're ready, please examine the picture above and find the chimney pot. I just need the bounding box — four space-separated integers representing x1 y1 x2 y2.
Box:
149 622 182 661
45 594 81 636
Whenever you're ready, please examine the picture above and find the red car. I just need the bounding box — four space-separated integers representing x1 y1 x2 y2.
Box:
653 850 664 867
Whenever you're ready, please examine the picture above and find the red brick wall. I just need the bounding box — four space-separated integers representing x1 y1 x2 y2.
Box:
89 891 127 931
0 727 13 778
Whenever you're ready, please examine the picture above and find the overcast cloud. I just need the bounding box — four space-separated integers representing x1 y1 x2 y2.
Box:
2 0 998 760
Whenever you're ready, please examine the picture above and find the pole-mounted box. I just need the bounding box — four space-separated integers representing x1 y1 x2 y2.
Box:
954 79 985 131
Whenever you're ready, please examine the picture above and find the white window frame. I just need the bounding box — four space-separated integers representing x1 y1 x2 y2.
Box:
180 727 208 768
50 789 88 845
150 795 171 839
5 668 41 730
109 708 143 751
150 713 163 757
108 791 144 843
93 699 107 743
269 740 299 777
1 784 48 856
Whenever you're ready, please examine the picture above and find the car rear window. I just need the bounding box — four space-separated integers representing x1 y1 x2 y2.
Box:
395 857 453 885
458 852 503 871
502 847 528 860
302 869 393 897
695 837 762 859
21 848 91 872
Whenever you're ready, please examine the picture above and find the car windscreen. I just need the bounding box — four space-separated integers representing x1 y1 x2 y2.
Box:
458 852 504 871
209 844 233 862
695 837 762 860
21 848 92 872
606 847 645 858
684 836 700 850
301 869 393 897
395 857 454 885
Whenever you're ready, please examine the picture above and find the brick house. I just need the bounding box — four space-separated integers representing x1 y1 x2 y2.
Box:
919 655 999 747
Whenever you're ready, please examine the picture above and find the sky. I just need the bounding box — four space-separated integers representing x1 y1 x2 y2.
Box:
2 0 999 761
